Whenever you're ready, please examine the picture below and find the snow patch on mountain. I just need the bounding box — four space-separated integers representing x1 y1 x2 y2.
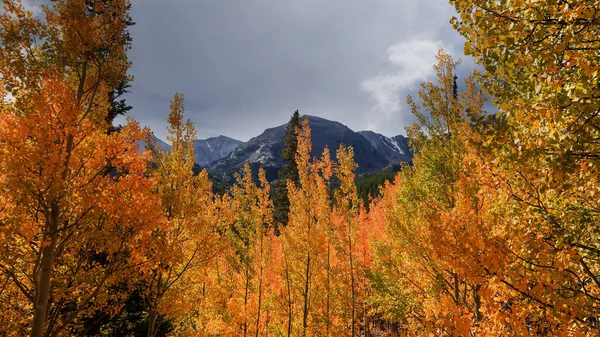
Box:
358 130 412 165
248 142 274 165
389 136 405 155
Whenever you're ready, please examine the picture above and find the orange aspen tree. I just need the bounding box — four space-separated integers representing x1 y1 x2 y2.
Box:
281 118 333 336
0 1 154 336
351 204 377 336
0 63 157 337
359 192 391 336
173 192 235 337
142 94 222 337
263 231 285 336
251 168 273 337
213 163 277 337
251 169 284 337
330 145 361 336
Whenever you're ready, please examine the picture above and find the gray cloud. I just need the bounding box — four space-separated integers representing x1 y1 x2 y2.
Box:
361 39 451 131
21 0 478 141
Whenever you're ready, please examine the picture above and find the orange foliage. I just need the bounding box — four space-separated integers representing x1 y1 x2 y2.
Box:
0 74 158 336
2 0 599 336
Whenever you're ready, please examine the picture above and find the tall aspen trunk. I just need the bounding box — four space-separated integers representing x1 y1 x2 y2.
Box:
255 234 264 337
147 273 163 337
147 311 158 337
244 265 250 337
302 253 311 337
453 272 460 304
31 130 74 337
284 256 293 337
473 284 482 322
463 282 468 305
31 204 59 337
326 244 331 337
348 223 355 337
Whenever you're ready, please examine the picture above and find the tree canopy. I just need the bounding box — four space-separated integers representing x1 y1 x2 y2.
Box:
1 0 598 336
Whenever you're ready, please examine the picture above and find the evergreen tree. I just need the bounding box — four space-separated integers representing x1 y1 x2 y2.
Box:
273 110 301 230
355 171 397 208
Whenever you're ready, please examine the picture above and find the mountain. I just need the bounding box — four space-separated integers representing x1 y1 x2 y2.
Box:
206 115 392 183
138 116 414 184
358 131 412 165
194 136 243 166
137 135 242 167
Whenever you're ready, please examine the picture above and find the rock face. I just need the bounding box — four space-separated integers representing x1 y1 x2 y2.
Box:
358 131 413 165
206 115 398 183
193 136 243 167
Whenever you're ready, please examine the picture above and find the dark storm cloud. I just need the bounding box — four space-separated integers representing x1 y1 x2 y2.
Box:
22 0 478 141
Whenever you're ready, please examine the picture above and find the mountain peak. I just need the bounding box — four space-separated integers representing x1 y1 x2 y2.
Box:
300 114 346 127
141 115 413 182
300 114 326 121
194 136 243 167
207 115 401 183
205 135 241 143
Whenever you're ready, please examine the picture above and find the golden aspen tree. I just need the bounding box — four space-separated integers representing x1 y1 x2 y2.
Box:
251 169 275 337
450 0 600 334
172 192 235 337
330 145 361 336
368 51 493 336
142 94 222 337
281 118 333 336
0 65 158 337
208 163 278 337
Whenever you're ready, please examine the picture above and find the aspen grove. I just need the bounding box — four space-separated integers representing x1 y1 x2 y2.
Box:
1 0 599 336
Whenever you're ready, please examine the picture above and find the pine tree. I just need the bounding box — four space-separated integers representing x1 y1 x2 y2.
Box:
273 110 301 230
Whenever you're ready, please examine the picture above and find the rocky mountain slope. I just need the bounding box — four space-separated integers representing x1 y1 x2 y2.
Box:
358 131 412 165
206 115 410 182
193 136 243 166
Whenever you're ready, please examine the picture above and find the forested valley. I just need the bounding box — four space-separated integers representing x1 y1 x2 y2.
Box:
0 0 599 336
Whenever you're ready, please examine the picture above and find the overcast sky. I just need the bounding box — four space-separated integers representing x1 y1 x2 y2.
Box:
23 0 476 142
